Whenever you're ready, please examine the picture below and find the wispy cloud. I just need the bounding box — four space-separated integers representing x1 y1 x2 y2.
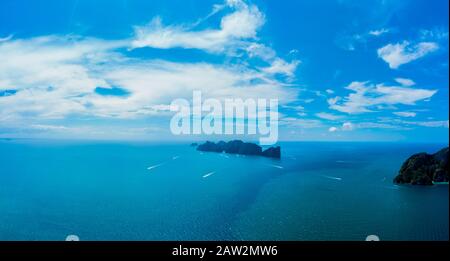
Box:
30 124 70 131
356 122 408 130
280 117 323 129
379 118 449 128
131 0 264 55
335 27 391 51
377 41 439 69
393 111 417 117
407 120 449 128
369 28 390 36
0 1 299 128
315 112 343 120
129 0 298 77
328 81 437 114
260 58 300 79
419 28 449 41
394 78 416 87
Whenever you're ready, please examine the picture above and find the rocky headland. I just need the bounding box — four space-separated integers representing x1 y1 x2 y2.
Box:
394 147 449 185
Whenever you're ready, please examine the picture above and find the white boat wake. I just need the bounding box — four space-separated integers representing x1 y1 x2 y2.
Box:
147 163 165 170
147 156 180 171
202 171 215 178
268 164 283 169
321 175 342 181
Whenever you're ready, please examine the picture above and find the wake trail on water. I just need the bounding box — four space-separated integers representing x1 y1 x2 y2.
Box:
147 163 165 170
202 171 215 178
321 175 343 181
147 155 181 171
267 164 284 169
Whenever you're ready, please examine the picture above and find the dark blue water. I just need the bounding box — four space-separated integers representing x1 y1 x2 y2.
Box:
0 140 448 240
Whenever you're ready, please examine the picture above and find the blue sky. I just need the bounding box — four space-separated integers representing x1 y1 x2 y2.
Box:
0 0 448 142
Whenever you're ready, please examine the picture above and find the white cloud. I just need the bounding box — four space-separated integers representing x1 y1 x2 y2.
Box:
289 49 299 55
0 37 297 124
30 124 70 131
0 1 301 130
376 104 398 110
326 122 354 132
325 122 354 132
282 104 307 116
356 122 407 130
329 81 437 114
393 111 416 117
302 98 315 104
325 120 410 131
377 118 449 129
328 126 338 132
328 118 449 131
131 0 264 54
325 89 334 94
342 122 354 131
246 43 277 60
0 36 126 120
369 28 390 36
394 78 415 87
283 104 305 111
130 0 298 78
314 91 326 97
419 28 449 41
377 41 439 69
403 120 449 128
260 58 300 78
315 112 342 120
327 96 341 105
335 27 390 51
280 117 323 129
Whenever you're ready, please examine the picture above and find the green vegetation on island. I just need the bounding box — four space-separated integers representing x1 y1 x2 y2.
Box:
394 147 449 185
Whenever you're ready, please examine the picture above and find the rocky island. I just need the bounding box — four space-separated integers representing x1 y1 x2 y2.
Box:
394 147 449 185
196 140 281 159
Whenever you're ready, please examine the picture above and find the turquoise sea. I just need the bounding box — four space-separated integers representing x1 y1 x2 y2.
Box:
0 140 448 241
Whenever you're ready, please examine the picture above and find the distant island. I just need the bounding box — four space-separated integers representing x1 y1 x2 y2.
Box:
195 140 281 159
394 147 449 185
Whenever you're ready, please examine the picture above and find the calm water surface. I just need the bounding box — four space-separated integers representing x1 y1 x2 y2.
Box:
0 140 448 240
